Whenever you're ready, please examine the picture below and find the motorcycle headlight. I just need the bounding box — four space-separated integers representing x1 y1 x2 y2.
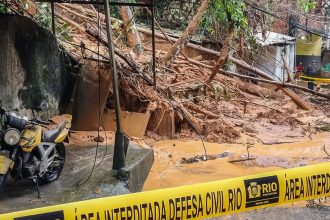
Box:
3 128 20 146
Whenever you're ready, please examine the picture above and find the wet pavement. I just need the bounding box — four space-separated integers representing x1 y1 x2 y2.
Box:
0 143 153 214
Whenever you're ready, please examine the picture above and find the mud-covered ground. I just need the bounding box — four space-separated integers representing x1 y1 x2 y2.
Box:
143 131 330 191
142 117 330 219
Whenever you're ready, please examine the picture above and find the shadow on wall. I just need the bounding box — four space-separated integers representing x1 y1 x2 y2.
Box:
0 14 75 119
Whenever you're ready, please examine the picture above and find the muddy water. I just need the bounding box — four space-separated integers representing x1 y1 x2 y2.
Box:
143 132 330 191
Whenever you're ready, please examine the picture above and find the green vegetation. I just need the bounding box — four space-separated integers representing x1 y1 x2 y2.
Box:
210 0 247 28
199 0 262 61
0 2 7 13
33 3 72 41
56 23 73 42
200 0 247 37
35 3 51 30
318 125 330 132
298 0 317 14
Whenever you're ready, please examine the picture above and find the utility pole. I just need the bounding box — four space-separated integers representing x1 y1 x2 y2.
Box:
103 0 127 170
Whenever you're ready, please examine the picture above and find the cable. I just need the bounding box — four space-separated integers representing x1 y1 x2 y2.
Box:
95 116 109 168
77 5 103 186
93 5 110 169
58 38 109 60
244 1 329 38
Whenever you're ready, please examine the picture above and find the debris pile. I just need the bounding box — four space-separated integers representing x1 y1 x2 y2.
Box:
181 152 232 164
5 2 330 144
52 3 330 143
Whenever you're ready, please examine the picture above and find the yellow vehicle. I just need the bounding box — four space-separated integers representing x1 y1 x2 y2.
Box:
0 104 69 197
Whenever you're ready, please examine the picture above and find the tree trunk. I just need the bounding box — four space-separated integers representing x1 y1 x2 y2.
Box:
119 6 143 54
237 32 245 58
206 24 234 84
230 57 313 111
281 52 293 83
162 0 209 66
220 69 330 100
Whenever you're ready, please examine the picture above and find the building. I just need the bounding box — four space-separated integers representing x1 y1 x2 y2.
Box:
255 31 296 82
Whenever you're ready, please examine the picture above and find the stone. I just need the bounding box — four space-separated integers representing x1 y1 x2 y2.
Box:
0 14 74 119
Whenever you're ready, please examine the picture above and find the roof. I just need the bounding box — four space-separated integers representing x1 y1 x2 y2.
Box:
255 31 296 46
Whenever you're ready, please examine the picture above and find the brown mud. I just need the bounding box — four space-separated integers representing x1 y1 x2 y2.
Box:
143 132 330 191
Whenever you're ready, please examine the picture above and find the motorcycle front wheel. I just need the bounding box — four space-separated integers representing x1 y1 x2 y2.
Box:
0 173 8 191
40 143 65 184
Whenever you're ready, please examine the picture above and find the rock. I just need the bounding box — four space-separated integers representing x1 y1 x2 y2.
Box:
94 136 105 142
243 125 258 134
0 14 74 119
217 152 232 158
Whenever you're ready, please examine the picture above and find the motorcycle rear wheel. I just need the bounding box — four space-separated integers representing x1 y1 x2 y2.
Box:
0 173 8 191
40 143 65 184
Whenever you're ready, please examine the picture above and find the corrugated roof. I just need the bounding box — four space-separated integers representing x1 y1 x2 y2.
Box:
255 31 296 46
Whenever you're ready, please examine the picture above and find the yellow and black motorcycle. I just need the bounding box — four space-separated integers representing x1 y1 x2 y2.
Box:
0 103 69 196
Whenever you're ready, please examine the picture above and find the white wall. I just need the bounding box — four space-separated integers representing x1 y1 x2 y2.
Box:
256 44 295 82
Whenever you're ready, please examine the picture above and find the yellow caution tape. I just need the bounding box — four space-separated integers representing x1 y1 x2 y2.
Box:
299 75 330 83
2 162 330 219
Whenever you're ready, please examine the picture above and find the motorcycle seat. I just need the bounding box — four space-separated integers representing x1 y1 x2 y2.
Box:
42 121 66 142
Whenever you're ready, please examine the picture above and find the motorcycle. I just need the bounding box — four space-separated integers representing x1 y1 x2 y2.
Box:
0 102 69 197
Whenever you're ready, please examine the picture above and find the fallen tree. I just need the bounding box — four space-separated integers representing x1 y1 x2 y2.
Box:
229 57 313 111
85 26 204 135
206 24 234 84
119 4 143 54
162 0 209 66
219 70 330 100
138 25 314 110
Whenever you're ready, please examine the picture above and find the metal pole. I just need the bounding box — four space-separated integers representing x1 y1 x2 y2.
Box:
326 2 330 49
151 0 156 87
103 0 126 170
51 2 56 35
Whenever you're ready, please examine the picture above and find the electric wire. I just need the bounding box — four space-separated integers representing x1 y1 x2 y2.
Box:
95 116 109 168
58 38 109 60
244 1 329 38
77 5 104 186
